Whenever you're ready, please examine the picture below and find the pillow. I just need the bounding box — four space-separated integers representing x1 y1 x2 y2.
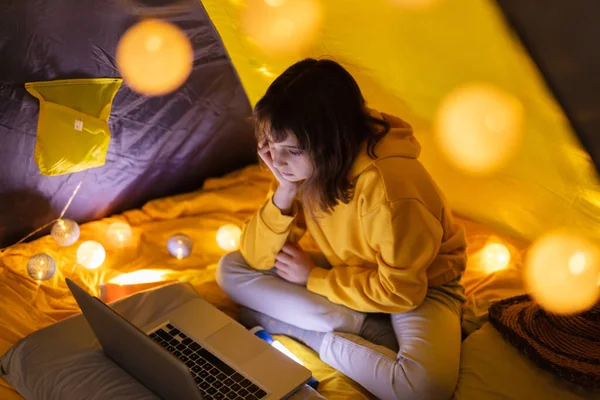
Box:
0 282 195 400
0 282 325 400
453 323 600 400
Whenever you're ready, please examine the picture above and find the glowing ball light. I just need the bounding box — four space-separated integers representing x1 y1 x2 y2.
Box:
106 221 133 248
168 234 193 259
116 19 193 96
77 240 106 270
480 242 511 274
524 231 600 314
216 224 242 251
435 83 524 175
51 219 80 247
242 0 323 56
27 253 56 281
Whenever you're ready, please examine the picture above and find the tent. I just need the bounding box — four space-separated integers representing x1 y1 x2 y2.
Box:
0 0 599 399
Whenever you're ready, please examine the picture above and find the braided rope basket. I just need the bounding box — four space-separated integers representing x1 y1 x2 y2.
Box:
489 294 600 389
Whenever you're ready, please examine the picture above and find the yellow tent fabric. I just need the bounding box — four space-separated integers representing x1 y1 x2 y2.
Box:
201 0 600 243
25 78 122 176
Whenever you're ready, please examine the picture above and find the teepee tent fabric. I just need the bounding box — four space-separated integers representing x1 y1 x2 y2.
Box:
0 0 256 247
495 0 600 173
201 0 600 245
0 0 598 252
0 1 599 399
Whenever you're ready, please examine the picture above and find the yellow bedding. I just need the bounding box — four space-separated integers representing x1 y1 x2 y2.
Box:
0 163 534 399
0 165 374 400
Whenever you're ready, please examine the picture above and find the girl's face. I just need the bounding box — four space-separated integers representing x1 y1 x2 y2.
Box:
267 134 313 182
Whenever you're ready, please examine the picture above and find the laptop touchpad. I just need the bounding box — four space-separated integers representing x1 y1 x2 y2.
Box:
204 323 269 365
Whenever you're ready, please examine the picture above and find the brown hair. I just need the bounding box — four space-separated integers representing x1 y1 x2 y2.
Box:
254 58 390 214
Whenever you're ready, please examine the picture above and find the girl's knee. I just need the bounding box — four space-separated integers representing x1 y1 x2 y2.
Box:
216 251 249 291
391 362 458 400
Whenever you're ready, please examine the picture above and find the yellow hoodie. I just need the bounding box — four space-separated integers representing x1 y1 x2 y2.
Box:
240 111 467 313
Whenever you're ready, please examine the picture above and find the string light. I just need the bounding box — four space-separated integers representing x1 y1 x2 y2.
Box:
524 231 600 314
258 65 276 78
167 234 193 259
242 0 322 56
26 253 56 281
50 219 80 247
106 221 133 248
0 179 85 254
216 225 242 251
435 83 524 174
480 242 511 273
116 19 193 96
77 240 106 270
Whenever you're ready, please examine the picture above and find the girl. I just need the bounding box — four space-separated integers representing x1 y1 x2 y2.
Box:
217 59 466 400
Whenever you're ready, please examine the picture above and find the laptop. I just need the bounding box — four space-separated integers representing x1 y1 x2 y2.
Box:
65 278 312 400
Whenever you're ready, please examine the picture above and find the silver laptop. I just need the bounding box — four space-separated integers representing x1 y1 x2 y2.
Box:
65 278 311 400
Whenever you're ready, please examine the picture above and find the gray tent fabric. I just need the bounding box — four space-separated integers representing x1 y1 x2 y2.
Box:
0 0 257 247
495 0 600 174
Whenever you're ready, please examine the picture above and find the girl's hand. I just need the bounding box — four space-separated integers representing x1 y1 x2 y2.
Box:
274 243 316 285
258 139 297 192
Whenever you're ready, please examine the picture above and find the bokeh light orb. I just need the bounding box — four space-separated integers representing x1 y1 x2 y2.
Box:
216 224 242 251
77 240 106 270
51 219 80 247
106 221 133 248
524 231 600 314
167 233 193 259
116 19 193 96
27 253 56 281
242 0 322 56
480 242 511 273
435 83 524 175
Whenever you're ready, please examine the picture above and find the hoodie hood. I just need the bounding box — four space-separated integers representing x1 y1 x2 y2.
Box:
349 110 421 179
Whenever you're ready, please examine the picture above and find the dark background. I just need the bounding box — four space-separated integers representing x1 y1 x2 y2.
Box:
495 0 600 174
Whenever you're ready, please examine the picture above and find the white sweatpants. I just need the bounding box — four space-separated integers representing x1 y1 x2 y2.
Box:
217 251 464 400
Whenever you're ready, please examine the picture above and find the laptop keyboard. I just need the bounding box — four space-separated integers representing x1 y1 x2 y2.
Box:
149 323 268 400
